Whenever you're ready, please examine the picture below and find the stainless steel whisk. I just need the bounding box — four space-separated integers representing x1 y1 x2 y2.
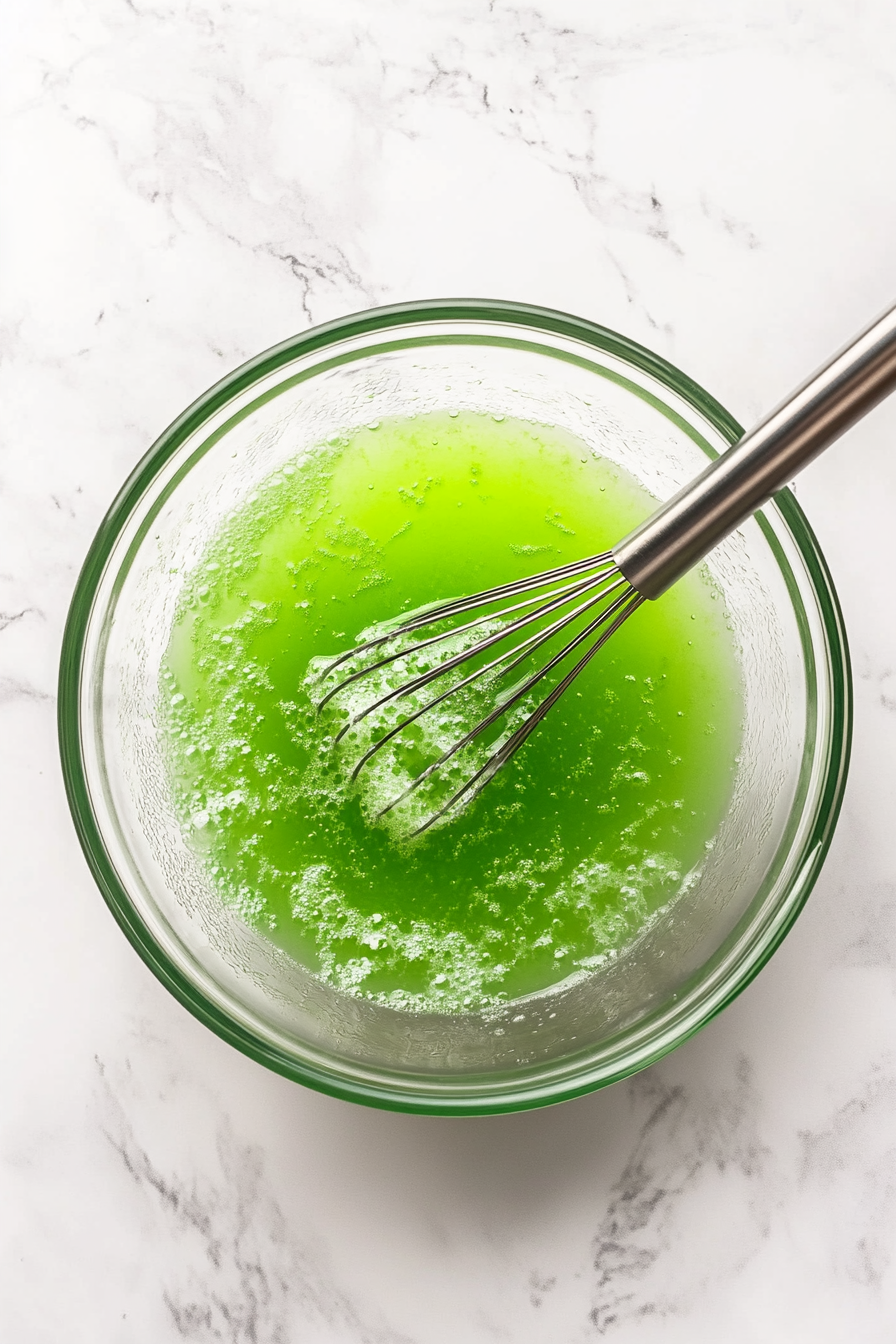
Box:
318 302 896 834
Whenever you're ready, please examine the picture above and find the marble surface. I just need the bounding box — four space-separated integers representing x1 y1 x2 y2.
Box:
3 0 896 1338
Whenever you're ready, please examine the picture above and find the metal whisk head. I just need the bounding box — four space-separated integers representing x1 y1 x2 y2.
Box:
312 552 644 835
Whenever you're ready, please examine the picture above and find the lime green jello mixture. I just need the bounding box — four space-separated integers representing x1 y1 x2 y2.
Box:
162 411 743 1012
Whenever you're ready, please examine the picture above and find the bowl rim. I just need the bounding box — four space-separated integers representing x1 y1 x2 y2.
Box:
58 298 852 1114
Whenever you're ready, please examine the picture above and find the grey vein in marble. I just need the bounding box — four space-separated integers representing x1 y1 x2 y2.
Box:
96 1056 416 1344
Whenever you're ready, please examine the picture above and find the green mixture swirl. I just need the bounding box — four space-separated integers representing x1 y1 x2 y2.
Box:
162 411 742 1012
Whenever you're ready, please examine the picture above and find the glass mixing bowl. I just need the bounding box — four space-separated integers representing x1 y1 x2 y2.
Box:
59 300 851 1114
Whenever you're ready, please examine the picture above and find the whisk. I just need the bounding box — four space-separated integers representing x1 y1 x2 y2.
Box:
317 302 896 834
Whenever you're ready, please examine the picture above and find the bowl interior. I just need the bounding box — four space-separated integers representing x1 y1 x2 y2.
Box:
62 303 849 1112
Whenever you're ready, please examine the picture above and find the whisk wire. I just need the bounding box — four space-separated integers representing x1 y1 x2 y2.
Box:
349 573 630 780
408 590 644 835
312 547 649 832
329 566 625 740
315 550 615 709
376 584 642 831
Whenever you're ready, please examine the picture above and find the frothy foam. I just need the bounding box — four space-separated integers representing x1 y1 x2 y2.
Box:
306 620 539 839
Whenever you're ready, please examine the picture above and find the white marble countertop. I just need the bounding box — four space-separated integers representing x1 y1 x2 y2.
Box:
3 1 896 1338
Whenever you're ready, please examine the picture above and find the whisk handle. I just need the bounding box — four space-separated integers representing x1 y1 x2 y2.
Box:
614 301 896 599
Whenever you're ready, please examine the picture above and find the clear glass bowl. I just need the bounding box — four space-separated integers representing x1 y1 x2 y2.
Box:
59 300 851 1114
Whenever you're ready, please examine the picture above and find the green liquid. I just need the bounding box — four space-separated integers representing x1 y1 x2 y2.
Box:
162 411 742 1013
